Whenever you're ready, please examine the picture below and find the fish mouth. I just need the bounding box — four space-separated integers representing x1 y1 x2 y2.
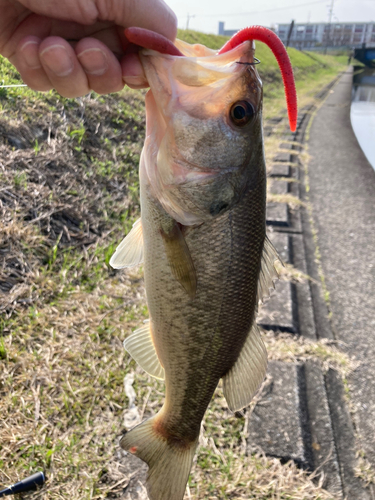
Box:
138 39 259 121
125 26 297 131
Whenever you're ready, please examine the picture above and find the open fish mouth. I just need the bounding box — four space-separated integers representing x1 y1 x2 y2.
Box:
125 26 297 132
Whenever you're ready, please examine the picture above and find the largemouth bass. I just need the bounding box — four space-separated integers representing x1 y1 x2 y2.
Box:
110 26 297 500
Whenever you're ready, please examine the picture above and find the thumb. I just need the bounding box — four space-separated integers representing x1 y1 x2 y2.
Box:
97 0 177 41
17 0 177 40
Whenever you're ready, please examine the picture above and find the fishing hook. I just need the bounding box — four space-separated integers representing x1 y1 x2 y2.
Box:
236 57 261 65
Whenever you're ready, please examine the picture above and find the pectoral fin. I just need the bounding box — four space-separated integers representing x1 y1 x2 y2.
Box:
124 320 165 380
160 220 197 299
256 235 282 304
222 323 267 412
110 218 143 269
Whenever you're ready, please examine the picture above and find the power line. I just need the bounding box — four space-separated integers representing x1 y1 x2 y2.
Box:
181 0 328 18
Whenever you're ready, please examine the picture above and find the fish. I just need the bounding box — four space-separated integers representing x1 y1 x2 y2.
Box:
110 26 297 500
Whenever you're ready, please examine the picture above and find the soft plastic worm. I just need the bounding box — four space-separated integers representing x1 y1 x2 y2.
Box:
125 26 297 132
219 26 297 132
125 28 184 56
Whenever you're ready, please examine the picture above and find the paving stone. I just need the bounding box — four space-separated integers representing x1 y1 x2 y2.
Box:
268 230 291 264
269 180 289 195
263 125 273 137
270 163 291 177
247 361 309 466
267 117 283 124
257 280 295 333
266 202 289 227
282 132 297 141
273 151 291 163
280 142 303 152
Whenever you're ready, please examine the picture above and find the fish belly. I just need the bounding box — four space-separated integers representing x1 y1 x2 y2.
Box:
141 168 266 443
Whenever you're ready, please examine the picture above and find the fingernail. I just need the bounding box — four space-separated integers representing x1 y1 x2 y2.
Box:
40 45 73 77
77 48 108 76
20 41 41 70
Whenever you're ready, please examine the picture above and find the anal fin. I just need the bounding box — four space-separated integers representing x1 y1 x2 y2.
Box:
124 320 165 380
110 218 143 269
222 323 267 412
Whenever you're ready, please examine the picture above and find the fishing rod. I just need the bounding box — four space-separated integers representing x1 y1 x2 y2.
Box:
0 472 45 497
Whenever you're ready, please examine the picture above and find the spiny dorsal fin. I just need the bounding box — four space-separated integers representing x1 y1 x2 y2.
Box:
110 218 143 269
256 235 282 304
124 320 165 380
222 322 267 412
160 219 197 299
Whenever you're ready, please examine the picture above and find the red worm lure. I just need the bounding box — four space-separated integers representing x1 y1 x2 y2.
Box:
219 26 297 132
125 26 297 132
125 27 184 57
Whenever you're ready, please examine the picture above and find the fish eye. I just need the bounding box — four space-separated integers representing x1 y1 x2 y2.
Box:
229 101 255 127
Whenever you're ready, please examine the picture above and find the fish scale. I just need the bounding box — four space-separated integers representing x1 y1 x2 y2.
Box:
134 157 266 446
111 25 297 500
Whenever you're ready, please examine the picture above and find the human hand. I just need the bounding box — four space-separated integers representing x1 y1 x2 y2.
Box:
0 0 177 97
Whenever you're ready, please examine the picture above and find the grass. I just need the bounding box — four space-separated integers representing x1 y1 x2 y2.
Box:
0 29 349 499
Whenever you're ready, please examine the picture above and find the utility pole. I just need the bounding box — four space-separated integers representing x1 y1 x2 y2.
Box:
186 13 195 30
286 20 295 49
324 0 334 54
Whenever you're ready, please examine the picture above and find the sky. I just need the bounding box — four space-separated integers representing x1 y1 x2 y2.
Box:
164 0 375 34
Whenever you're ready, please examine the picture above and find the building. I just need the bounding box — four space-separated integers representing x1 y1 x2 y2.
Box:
218 21 375 49
218 22 238 37
276 22 375 49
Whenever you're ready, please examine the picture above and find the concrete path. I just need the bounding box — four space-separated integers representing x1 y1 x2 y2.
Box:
307 68 375 497
245 68 375 499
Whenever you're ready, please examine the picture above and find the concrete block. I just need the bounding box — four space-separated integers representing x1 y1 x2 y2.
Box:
263 126 273 137
266 202 289 227
268 231 291 264
269 180 289 196
270 163 291 177
280 142 303 152
273 151 291 163
257 280 296 333
247 361 309 466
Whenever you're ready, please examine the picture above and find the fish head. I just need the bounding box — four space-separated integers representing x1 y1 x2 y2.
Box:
140 40 265 225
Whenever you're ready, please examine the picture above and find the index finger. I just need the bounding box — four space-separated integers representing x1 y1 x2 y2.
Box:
108 0 177 41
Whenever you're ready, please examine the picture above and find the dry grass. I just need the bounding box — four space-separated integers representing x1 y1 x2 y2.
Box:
264 331 356 378
355 454 375 487
0 50 347 499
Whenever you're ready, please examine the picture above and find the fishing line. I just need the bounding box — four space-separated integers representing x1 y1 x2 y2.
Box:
0 84 27 88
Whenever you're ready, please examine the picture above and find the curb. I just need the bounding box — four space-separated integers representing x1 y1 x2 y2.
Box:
250 72 371 498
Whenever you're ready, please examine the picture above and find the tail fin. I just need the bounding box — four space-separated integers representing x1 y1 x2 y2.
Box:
120 415 198 500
